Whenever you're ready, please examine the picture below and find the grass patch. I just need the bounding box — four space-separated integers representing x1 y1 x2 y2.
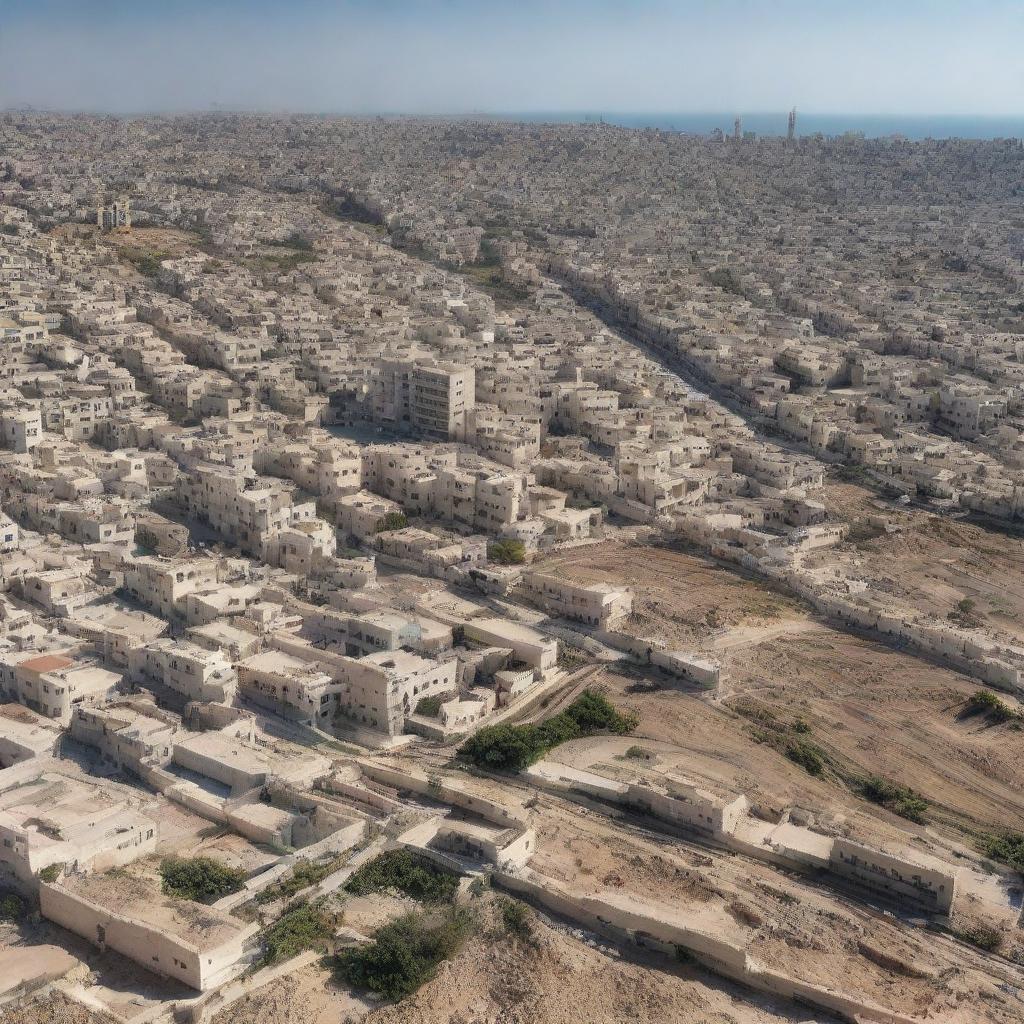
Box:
344 849 459 904
498 897 533 942
255 855 344 905
981 831 1024 875
159 856 246 904
262 900 336 964
39 863 64 884
334 906 472 1001
859 776 929 823
785 738 826 776
458 689 639 773
952 922 1001 952
117 246 168 277
734 701 829 776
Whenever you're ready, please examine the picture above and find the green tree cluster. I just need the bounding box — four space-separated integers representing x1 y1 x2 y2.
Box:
375 512 409 533
159 856 246 903
488 539 526 565
335 907 471 1001
344 850 458 904
262 901 336 964
458 689 638 772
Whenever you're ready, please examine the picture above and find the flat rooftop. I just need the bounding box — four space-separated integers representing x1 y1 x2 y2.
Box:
60 871 252 952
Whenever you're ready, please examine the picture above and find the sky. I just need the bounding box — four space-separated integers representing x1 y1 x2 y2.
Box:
1 0 1021 117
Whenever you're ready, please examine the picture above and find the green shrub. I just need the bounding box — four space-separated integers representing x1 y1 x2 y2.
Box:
859 777 929 823
0 892 25 921
966 690 1020 723
262 901 336 964
159 856 246 903
375 512 409 533
563 689 639 735
458 723 546 772
39 863 64 884
624 745 650 759
344 850 458 904
255 856 343 905
952 923 1001 952
415 695 443 717
335 907 471 1001
498 897 533 941
981 831 1024 875
458 689 638 772
488 539 526 565
785 738 826 775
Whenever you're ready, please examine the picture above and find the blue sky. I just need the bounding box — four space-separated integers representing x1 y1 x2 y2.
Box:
1 1 1021 115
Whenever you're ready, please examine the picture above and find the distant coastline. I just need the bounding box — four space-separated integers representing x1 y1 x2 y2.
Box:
492 111 1024 141
4 107 1022 141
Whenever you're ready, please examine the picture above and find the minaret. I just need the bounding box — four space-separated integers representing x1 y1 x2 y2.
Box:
787 108 797 141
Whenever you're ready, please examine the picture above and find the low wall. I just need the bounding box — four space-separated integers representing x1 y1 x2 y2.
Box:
360 762 528 829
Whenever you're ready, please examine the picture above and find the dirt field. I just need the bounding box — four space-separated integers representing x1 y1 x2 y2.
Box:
816 482 1024 645
364 897 815 1024
2 994 117 1024
531 538 1024 842
534 539 809 651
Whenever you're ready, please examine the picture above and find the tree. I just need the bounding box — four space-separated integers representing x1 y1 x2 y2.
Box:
335 908 472 1001
375 512 409 533
488 539 526 565
159 856 246 903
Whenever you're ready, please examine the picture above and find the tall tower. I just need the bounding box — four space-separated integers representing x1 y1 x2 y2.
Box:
787 108 797 141
733 117 742 141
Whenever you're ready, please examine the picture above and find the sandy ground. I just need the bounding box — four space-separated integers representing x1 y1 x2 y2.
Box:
534 540 809 652
815 482 1024 646
533 539 1024 840
2 994 117 1024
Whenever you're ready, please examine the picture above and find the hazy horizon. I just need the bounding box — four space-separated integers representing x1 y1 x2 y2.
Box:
2 1 1022 120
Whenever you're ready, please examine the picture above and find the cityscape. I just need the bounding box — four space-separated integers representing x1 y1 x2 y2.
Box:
1 3 1024 1024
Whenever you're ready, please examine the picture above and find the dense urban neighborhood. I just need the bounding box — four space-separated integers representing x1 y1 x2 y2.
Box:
1 112 1024 1024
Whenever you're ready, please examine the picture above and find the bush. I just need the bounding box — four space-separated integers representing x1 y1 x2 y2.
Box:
159 856 246 903
255 856 343 904
966 690 1020 723
859 777 929 823
262 901 336 964
784 738 826 776
0 892 25 921
458 689 638 772
335 907 471 1001
459 723 546 772
953 923 1001 952
39 863 64 884
624 745 650 759
344 850 459 904
563 689 638 734
982 831 1024 875
498 897 533 941
415 695 443 718
488 539 526 565
375 512 409 533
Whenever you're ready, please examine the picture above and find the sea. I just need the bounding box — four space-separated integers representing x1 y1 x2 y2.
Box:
496 111 1024 141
